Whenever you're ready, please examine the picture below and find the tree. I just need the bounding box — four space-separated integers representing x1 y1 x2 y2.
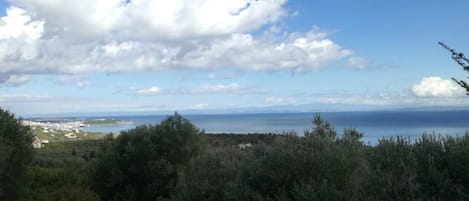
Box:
231 115 369 201
366 137 419 200
0 108 34 199
172 147 246 201
90 113 203 201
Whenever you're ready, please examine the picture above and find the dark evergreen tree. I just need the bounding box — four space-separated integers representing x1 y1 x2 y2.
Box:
0 108 34 199
90 113 203 201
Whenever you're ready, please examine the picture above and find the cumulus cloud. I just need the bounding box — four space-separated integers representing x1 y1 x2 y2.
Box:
411 76 465 97
98 41 135 57
11 0 287 40
0 0 363 87
178 29 353 72
0 7 44 66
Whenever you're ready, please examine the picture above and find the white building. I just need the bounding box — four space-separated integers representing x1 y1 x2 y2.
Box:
64 133 77 139
32 139 42 148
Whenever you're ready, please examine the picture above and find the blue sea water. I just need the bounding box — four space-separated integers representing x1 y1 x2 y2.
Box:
78 110 469 144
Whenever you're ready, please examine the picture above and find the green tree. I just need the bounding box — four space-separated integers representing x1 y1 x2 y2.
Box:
172 147 246 201
26 166 100 201
413 134 455 200
90 113 203 201
366 137 419 201
0 108 34 200
445 134 469 200
230 114 369 201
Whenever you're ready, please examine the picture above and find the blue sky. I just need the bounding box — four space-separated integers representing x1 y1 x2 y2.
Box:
1 0 469 116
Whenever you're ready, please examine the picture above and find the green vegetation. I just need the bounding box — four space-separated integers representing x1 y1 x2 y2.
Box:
90 113 203 201
27 140 101 201
31 127 106 142
2 110 469 201
84 119 121 125
0 108 34 200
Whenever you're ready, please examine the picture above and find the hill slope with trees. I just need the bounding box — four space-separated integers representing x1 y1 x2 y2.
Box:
1 109 469 201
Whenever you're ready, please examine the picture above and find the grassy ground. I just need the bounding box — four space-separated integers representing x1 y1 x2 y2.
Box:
32 127 107 142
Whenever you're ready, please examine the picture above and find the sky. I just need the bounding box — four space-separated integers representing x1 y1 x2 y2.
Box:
1 0 469 117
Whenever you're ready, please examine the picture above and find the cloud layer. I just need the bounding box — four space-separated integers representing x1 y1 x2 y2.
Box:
12 0 287 40
0 0 361 85
131 83 264 96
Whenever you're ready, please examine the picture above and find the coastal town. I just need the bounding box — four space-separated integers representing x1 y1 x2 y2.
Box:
23 119 118 148
23 120 86 132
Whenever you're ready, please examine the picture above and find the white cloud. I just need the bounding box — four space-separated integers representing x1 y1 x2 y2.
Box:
23 27 350 74
55 75 92 88
179 29 353 72
97 41 135 57
207 71 242 80
0 7 43 41
313 95 393 106
0 1 362 87
208 73 217 79
56 75 83 83
0 92 219 116
0 94 162 115
289 89 469 108
0 94 49 102
0 7 44 66
347 57 368 69
191 83 241 94
264 96 296 104
185 83 266 94
411 76 465 97
130 83 264 96
189 103 209 110
11 0 286 40
135 86 162 95
76 81 92 88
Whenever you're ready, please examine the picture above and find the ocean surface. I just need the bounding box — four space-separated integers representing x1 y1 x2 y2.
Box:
39 110 469 144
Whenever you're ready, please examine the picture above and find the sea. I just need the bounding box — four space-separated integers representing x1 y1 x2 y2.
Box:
33 110 469 144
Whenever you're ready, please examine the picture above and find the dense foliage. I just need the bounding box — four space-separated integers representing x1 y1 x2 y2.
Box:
26 140 100 201
90 113 203 201
0 108 33 200
5 112 469 201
